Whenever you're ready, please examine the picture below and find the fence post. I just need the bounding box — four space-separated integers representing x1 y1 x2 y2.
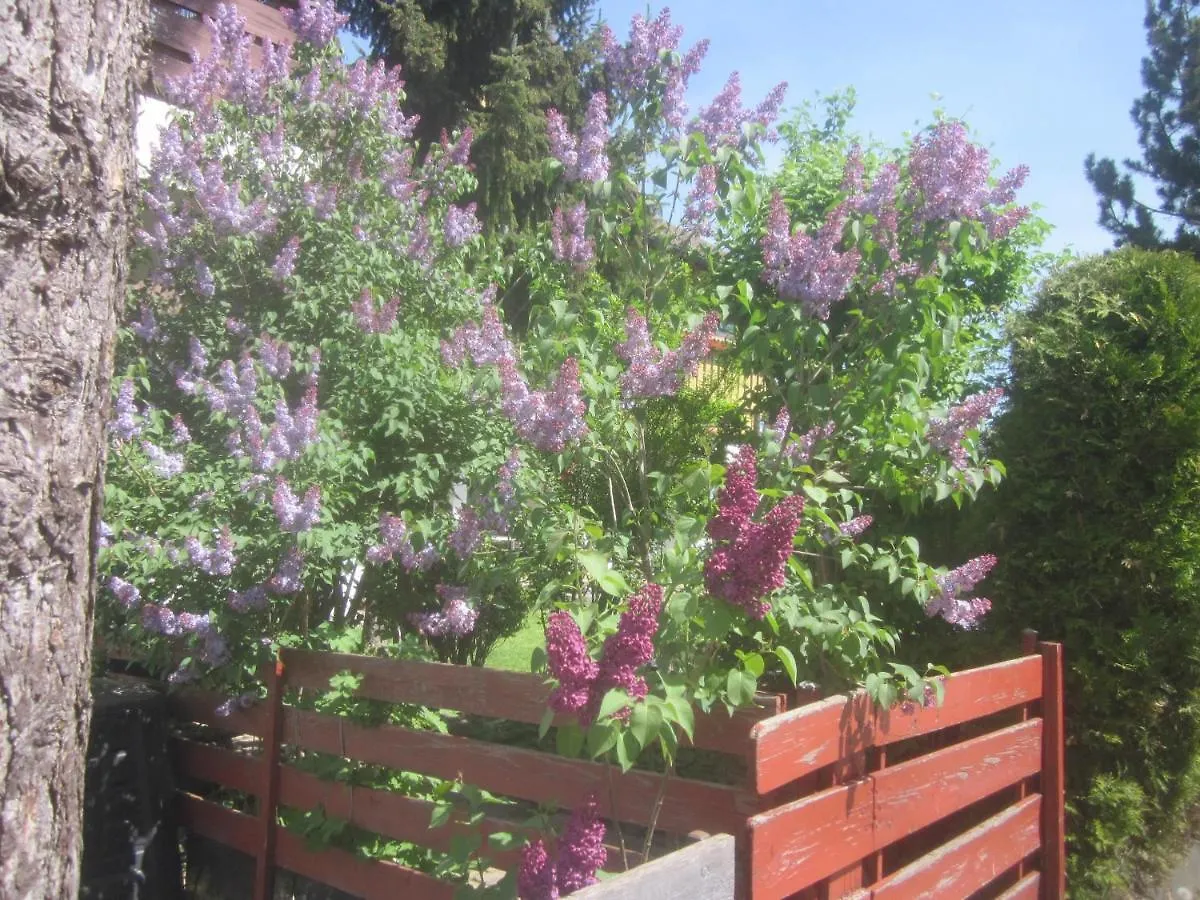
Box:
253 656 286 900
1038 642 1066 899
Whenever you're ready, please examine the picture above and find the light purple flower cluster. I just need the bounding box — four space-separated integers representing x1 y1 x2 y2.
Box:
267 547 305 595
906 122 1031 240
107 576 141 610
131 306 161 342
761 193 861 319
258 334 293 380
214 691 258 719
443 203 481 247
771 412 835 466
682 164 718 234
272 479 321 533
927 554 997 629
191 161 277 238
142 441 185 478
448 451 522 559
551 203 594 271
692 72 787 150
409 583 479 638
185 528 237 576
443 295 588 452
544 93 609 183
228 584 269 613
838 516 873 539
350 289 401 334
366 513 440 571
926 388 1004 469
615 308 720 399
170 414 192 446
546 584 662 726
108 378 143 442
704 446 804 619
205 356 258 419
517 796 607 899
280 0 347 49
272 236 300 283
601 9 708 131
303 182 339 219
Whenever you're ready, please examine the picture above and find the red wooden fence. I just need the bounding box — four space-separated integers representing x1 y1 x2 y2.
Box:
148 0 297 89
163 637 1066 899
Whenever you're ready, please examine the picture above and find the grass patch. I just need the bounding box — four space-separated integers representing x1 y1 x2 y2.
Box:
485 612 544 672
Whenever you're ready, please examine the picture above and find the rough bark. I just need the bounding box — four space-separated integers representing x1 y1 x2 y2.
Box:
0 0 145 896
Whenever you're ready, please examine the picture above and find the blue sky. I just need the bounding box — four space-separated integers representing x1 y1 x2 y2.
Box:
592 1 1149 256
346 2 1150 255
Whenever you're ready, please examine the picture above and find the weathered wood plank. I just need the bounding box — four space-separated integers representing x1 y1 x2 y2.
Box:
152 0 294 44
870 794 1041 900
274 827 456 900
174 739 262 796
873 719 1043 849
1040 642 1067 899
746 779 875 900
573 834 736 900
750 656 1043 794
169 688 268 737
280 648 777 757
177 792 259 855
280 707 758 835
996 870 1041 900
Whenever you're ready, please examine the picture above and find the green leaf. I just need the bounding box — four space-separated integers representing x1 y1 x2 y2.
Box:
557 722 585 758
596 688 632 721
726 669 757 707
576 550 630 597
774 646 799 686
538 705 555 740
629 700 663 749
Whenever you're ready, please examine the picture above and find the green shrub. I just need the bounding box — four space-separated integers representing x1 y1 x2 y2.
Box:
955 248 1200 896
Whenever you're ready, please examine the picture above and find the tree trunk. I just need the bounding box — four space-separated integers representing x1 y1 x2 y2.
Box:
0 0 144 896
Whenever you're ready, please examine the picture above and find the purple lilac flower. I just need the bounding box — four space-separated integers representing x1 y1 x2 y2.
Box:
444 203 481 247
682 164 718 234
518 840 558 900
615 308 720 399
839 516 873 539
692 72 787 150
704 447 804 618
586 584 663 723
170 414 192 446
761 193 860 319
271 236 300 283
545 611 599 720
96 520 114 550
168 661 199 685
555 796 608 893
601 9 708 131
366 513 440 571
185 528 237 576
142 441 185 478
267 548 305 595
107 576 141 610
108 378 142 441
440 289 513 367
905 122 1031 239
780 421 835 466
351 289 401 334
576 93 609 182
205 356 258 419
280 0 347 48
926 388 1005 469
228 584 269 613
927 554 997 629
498 357 589 453
272 480 321 533
258 334 293 379
545 109 578 173
410 584 479 638
141 603 180 636
131 305 160 342
303 182 339 219
551 203 594 272
214 691 258 719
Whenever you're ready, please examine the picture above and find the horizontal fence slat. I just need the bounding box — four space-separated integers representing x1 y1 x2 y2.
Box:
572 834 737 900
281 706 757 835
274 827 456 900
280 648 777 757
995 870 1041 900
177 792 259 855
175 738 263 796
746 779 874 900
751 655 1043 794
170 688 268 737
871 794 1042 900
873 718 1043 848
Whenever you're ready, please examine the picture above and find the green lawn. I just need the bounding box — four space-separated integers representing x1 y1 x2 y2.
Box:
484 613 544 672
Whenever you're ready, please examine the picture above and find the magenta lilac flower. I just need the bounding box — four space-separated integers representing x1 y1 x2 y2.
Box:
927 554 997 629
518 839 558 900
545 611 599 719
780 421 835 466
555 796 608 893
926 388 1004 469
586 584 662 723
615 308 719 399
551 203 594 271
272 479 321 533
704 446 804 618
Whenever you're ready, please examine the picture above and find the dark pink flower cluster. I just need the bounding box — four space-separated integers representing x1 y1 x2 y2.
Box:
351 288 401 334
926 388 1004 469
551 203 594 271
366 513 440 571
615 308 720 399
443 292 588 453
601 9 708 131
928 554 997 629
704 447 804 618
517 796 607 899
545 94 610 184
545 585 663 726
410 583 479 638
693 72 787 150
